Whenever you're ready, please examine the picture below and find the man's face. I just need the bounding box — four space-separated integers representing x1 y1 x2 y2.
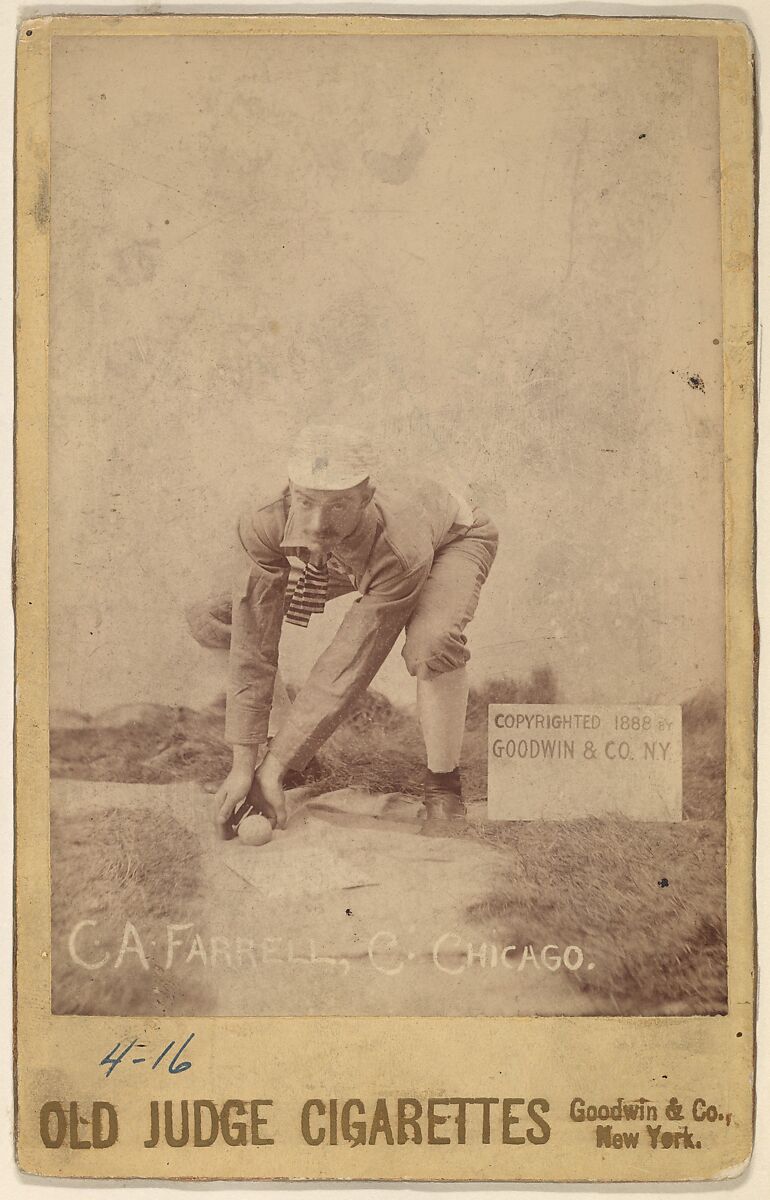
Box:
289 481 373 551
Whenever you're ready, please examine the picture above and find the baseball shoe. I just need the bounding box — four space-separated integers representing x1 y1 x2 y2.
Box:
421 767 466 832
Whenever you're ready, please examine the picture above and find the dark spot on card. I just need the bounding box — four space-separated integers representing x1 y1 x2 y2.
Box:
113 238 161 286
658 878 669 888
33 171 49 230
364 129 426 185
688 375 705 392
345 907 353 917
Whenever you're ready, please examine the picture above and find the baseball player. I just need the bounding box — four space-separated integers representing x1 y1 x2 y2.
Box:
187 425 498 835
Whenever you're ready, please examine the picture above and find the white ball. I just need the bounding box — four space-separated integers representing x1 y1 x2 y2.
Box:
237 813 274 846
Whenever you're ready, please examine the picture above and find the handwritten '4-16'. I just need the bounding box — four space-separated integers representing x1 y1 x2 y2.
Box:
99 1033 195 1078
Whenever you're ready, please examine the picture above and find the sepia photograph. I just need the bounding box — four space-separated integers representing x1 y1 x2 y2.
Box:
44 25 728 1022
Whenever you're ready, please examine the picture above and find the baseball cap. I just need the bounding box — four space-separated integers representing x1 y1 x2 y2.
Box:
287 424 373 491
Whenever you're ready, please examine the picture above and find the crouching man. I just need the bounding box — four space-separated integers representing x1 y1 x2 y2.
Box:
187 424 498 835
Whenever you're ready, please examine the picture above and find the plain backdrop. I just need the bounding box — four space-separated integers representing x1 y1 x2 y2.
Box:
48 21 725 719
3 2 769 1199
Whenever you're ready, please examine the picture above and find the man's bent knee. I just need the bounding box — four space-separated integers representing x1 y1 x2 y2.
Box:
402 626 469 679
185 593 233 650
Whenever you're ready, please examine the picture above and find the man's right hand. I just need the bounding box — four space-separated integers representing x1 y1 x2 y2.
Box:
213 768 255 839
213 744 263 839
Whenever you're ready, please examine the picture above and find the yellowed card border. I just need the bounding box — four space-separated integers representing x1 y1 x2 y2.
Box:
718 20 757 1057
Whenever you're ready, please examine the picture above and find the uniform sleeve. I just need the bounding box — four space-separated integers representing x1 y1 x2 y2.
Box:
267 557 431 772
224 507 290 746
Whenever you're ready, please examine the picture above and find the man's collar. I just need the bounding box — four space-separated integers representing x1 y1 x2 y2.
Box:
331 500 379 577
280 495 379 579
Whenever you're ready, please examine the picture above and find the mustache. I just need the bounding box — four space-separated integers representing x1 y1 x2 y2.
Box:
297 529 338 544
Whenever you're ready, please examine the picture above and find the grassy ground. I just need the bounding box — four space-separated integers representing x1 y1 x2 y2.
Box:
50 672 726 1014
464 687 727 1014
50 806 216 1015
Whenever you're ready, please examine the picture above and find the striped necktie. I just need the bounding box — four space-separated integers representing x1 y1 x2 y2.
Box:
284 555 330 627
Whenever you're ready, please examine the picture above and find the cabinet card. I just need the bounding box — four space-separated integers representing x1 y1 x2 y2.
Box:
14 13 756 1181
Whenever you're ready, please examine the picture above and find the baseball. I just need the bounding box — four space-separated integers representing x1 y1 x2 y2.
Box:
237 813 274 846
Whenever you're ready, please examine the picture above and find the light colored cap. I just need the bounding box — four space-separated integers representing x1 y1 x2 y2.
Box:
287 424 373 491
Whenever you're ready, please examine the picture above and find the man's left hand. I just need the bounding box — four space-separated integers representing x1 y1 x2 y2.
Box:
253 750 288 829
